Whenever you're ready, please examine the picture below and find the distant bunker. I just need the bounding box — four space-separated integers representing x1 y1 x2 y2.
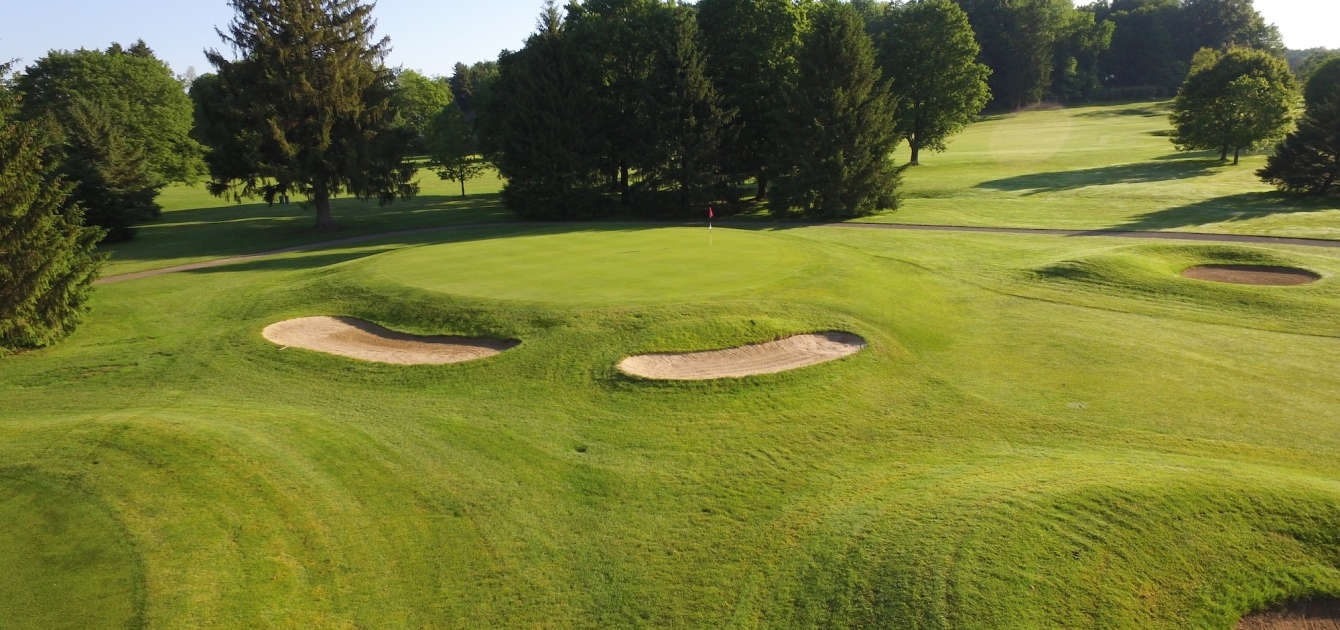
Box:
619 332 867 381
263 317 517 365
1237 599 1340 630
1181 264 1321 286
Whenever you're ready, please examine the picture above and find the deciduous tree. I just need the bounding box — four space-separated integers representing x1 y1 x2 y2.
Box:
876 0 991 165
770 1 901 219
425 103 485 197
393 69 454 154
697 0 805 200
16 42 204 185
193 0 417 232
1170 47 1298 164
955 0 1073 108
0 74 104 353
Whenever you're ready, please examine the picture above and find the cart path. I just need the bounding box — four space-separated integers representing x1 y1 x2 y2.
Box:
96 221 1340 285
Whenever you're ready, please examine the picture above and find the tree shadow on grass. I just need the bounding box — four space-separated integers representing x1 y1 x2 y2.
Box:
102 193 513 272
976 159 1223 194
1113 191 1340 232
1072 102 1171 118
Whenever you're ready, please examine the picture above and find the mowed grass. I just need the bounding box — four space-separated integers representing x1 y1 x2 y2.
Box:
882 102 1340 239
363 227 813 303
100 169 510 276
4 221 1340 628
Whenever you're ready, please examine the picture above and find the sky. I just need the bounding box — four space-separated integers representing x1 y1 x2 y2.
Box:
2 0 1338 79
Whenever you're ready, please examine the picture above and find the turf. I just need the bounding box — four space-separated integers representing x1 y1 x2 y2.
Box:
5 224 1340 628
6 102 1340 629
363 226 813 303
880 102 1340 240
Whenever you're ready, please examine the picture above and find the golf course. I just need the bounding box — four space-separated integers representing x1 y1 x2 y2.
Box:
3 101 1340 628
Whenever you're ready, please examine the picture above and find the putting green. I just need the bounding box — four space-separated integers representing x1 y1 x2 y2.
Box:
359 227 812 302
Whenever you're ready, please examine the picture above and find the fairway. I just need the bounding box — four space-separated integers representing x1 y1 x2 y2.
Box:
360 227 812 303
6 102 1340 630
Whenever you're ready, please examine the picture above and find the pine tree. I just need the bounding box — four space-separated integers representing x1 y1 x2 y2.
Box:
60 98 164 243
877 0 991 165
770 2 902 219
1170 47 1298 164
1259 58 1340 195
477 1 608 219
637 4 730 213
0 76 105 354
193 0 417 232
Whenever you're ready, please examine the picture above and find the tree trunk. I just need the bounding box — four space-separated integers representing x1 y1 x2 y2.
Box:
756 175 769 201
620 163 630 205
1233 147 1240 165
460 178 466 198
314 189 336 232
1220 146 1229 161
910 144 921 166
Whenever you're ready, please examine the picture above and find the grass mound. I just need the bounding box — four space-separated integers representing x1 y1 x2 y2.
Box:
1026 244 1340 335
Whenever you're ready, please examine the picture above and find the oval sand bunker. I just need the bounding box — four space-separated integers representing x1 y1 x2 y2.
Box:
1182 264 1320 286
619 332 867 381
263 317 517 365
1238 599 1340 630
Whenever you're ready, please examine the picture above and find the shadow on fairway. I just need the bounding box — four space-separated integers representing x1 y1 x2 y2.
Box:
179 222 780 277
1073 103 1170 118
102 194 512 272
1114 192 1340 232
977 159 1222 194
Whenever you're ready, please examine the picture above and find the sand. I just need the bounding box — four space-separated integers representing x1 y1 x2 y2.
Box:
619 332 867 380
1238 600 1340 630
262 317 517 365
1181 264 1321 286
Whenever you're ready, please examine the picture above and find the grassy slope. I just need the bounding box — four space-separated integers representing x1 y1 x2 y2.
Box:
4 222 1340 628
876 102 1340 239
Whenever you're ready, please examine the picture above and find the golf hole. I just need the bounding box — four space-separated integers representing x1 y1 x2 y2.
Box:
263 317 518 365
619 332 867 381
1237 599 1340 630
1181 265 1320 286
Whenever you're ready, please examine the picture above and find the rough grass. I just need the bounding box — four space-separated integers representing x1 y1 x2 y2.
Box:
4 224 1340 628
877 102 1340 240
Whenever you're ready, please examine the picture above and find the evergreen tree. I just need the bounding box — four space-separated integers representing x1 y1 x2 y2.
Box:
60 99 164 243
448 61 500 118
877 0 991 165
697 0 805 200
425 103 485 197
1170 47 1298 164
0 75 104 354
16 42 205 185
638 4 730 212
193 0 418 232
477 1 608 219
566 0 662 206
770 1 901 219
1259 58 1340 195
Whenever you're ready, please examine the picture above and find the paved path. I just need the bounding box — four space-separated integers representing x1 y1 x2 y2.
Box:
96 221 1340 286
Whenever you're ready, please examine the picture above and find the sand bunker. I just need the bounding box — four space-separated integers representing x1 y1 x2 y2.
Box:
262 317 517 365
619 332 867 380
1238 600 1340 630
1182 264 1320 286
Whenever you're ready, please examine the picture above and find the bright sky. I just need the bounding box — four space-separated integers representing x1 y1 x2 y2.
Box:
2 0 1338 79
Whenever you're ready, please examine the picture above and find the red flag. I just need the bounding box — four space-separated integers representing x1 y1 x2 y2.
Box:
709 207 715 219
